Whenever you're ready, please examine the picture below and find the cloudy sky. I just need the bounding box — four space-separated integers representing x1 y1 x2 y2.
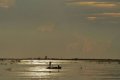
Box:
0 0 120 59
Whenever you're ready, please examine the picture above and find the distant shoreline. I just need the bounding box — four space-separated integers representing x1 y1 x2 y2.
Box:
0 58 120 62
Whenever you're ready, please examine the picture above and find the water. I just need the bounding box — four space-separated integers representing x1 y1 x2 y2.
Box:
0 60 120 80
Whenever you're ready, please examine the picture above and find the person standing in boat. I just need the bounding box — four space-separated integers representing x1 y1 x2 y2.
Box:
49 61 52 67
58 65 60 68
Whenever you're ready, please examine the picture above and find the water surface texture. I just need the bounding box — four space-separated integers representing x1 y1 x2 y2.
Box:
0 60 120 80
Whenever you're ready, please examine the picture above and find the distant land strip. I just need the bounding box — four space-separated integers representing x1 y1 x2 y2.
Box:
0 58 120 62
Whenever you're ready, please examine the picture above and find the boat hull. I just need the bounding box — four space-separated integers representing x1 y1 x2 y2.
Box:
47 66 62 69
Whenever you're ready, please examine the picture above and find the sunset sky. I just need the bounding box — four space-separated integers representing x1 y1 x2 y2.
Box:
0 0 120 59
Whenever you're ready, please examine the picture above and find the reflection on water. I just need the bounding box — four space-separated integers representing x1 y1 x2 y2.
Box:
0 60 120 80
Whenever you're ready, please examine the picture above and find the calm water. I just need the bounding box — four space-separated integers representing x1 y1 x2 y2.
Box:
0 60 120 80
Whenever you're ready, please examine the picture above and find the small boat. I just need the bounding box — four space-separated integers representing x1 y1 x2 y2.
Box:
46 62 62 69
47 66 62 69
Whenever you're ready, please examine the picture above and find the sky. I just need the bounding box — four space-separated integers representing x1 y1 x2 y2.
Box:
0 0 120 59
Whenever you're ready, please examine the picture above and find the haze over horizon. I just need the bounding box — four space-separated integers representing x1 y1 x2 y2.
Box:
0 0 120 59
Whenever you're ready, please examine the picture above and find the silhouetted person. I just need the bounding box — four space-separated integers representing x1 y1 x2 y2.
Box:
58 65 60 68
49 62 52 67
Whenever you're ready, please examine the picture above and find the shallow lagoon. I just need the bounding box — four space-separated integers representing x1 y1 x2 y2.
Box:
0 60 120 80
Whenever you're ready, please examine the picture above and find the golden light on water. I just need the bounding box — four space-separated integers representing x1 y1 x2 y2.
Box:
19 60 70 65
18 66 61 79
19 60 49 65
1 60 120 80
18 72 51 79
17 60 62 79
